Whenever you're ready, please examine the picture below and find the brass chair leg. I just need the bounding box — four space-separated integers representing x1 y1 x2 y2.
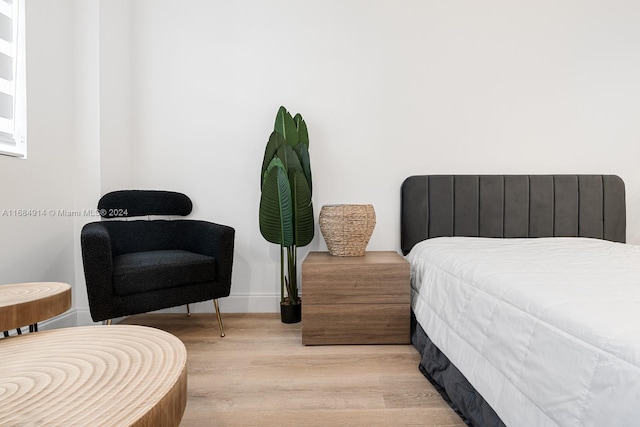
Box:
186 304 191 317
105 319 112 326
213 299 225 337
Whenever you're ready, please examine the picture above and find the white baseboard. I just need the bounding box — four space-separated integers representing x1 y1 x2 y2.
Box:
75 308 102 326
39 310 80 329
2 310 84 336
3 294 283 332
157 293 281 314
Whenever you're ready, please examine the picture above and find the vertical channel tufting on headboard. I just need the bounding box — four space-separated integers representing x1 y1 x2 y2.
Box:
602 175 626 241
400 175 626 255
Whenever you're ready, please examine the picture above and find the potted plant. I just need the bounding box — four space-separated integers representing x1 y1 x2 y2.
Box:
259 106 314 323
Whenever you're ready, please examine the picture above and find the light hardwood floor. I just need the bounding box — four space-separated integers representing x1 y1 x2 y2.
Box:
120 313 466 427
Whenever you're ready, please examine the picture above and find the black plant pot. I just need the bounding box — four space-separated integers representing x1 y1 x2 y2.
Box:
280 300 302 324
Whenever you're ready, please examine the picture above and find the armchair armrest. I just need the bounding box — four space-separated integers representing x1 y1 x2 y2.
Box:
179 220 235 296
80 222 115 321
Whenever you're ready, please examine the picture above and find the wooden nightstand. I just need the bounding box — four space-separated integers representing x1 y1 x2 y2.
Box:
301 251 410 345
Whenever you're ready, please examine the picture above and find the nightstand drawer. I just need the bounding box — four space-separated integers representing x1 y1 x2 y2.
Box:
302 251 409 305
302 303 410 345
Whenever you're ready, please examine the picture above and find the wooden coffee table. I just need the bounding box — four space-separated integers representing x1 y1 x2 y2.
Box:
0 325 187 426
0 282 72 331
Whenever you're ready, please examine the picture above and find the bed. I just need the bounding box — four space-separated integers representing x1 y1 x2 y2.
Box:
400 175 640 427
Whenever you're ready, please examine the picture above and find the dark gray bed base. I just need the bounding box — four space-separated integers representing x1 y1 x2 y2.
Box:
402 175 626 427
412 314 505 427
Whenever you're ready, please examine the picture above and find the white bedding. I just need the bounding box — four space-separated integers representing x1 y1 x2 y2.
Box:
407 237 640 427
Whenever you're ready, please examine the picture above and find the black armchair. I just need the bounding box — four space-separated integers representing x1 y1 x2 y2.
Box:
80 190 234 336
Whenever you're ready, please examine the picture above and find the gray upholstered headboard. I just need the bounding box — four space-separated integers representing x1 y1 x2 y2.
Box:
401 175 626 255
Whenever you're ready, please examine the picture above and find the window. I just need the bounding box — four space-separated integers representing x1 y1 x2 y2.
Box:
0 0 25 158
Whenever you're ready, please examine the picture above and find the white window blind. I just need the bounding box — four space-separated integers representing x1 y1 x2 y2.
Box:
0 0 26 158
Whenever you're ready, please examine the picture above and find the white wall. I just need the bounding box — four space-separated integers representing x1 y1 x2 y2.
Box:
99 0 133 194
70 0 102 324
0 0 78 326
122 0 640 312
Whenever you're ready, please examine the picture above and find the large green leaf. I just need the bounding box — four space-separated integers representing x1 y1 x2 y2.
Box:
294 114 309 147
275 144 303 177
274 106 298 148
260 131 285 189
294 144 312 196
290 170 314 247
259 161 293 246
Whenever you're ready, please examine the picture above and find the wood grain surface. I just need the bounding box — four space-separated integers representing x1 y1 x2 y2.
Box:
302 303 411 345
302 252 410 304
0 282 71 330
302 251 411 345
0 325 187 427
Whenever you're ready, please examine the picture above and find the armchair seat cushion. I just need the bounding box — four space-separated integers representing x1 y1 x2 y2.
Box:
113 250 216 296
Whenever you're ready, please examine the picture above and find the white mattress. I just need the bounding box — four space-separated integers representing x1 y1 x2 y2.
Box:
407 237 640 427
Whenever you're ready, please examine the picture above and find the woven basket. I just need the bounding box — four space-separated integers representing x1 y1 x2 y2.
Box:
319 204 376 256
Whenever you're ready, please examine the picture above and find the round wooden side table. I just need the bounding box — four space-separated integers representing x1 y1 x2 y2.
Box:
0 325 187 426
0 282 72 331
